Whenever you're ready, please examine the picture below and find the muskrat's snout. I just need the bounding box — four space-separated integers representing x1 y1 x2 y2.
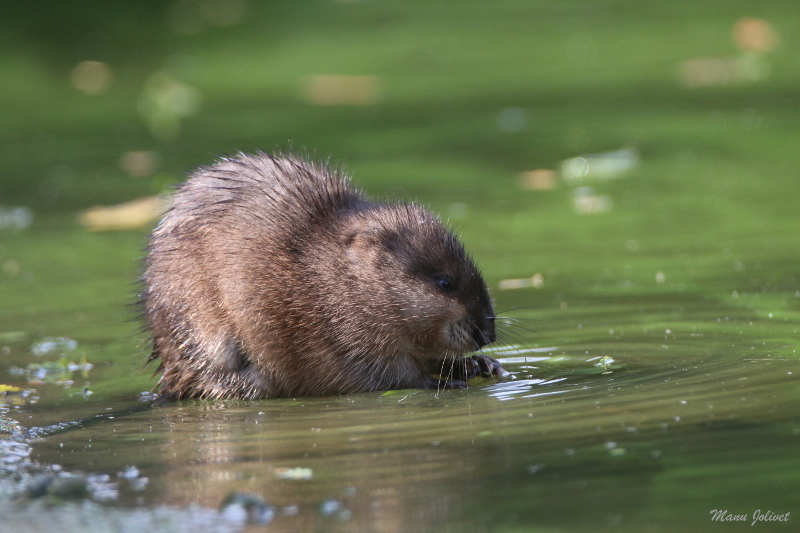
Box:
472 315 496 348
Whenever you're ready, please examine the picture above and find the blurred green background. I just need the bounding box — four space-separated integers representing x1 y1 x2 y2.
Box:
1 0 799 389
3 0 798 209
2 3 800 530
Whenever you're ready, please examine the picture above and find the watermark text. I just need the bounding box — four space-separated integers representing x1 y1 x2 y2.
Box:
710 509 790 526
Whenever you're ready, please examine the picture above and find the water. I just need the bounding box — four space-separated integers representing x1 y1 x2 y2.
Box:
2 1 800 531
2 259 798 532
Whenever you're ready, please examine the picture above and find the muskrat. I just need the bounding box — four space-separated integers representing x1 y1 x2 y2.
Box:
141 152 506 400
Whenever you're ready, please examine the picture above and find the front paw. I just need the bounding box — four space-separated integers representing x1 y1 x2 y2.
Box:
470 354 510 379
432 355 509 381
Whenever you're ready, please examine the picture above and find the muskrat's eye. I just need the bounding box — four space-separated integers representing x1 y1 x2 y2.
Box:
436 276 457 293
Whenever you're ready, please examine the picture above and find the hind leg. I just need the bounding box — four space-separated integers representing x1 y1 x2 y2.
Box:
151 333 270 400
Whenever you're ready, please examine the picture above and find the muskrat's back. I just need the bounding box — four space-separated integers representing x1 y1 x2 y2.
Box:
142 152 505 400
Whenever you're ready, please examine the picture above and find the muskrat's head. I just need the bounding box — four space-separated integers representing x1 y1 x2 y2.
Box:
341 204 495 360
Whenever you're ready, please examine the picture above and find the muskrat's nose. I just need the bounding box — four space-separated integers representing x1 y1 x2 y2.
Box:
472 316 496 348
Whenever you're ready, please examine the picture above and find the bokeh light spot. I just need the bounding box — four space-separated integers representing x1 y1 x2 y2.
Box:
304 75 382 106
70 61 114 95
734 18 778 53
119 151 160 178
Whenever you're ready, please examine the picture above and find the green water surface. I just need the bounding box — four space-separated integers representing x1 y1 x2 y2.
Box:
2 1 799 532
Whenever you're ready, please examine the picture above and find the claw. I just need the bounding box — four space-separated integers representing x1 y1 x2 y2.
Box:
429 355 509 384
471 355 508 379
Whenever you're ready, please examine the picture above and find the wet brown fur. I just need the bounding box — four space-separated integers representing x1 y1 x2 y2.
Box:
141 152 501 400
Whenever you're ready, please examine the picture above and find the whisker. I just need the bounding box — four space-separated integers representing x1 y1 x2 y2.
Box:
500 322 544 337
473 323 491 346
437 357 448 396
469 338 493 384
493 306 539 315
494 328 536 351
496 320 536 339
492 315 565 328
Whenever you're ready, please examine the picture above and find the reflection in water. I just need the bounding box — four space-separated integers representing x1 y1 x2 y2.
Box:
152 398 489 531
485 378 570 401
7 340 795 532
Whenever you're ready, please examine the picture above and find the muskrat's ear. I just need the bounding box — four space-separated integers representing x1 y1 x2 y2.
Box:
340 228 377 247
342 227 383 263
339 214 384 246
